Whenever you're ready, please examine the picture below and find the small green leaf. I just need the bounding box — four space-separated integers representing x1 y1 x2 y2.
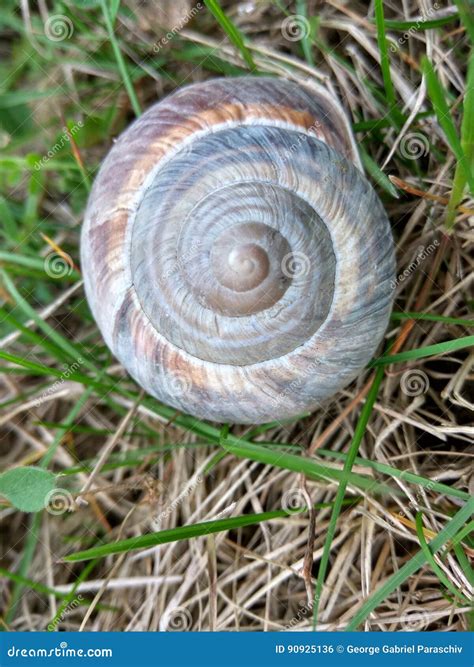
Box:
0 467 56 512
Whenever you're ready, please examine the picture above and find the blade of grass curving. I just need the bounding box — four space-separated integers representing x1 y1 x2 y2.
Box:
0 195 18 241
450 521 474 550
374 0 397 111
5 513 42 624
204 0 256 71
64 498 365 564
318 449 469 501
371 336 474 366
0 269 97 373
390 311 474 327
453 543 474 588
455 0 474 44
47 559 98 630
219 437 396 497
346 497 474 629
0 350 102 388
24 169 43 227
0 567 90 606
110 0 121 25
312 365 385 627
446 51 474 227
0 350 62 377
100 0 141 117
65 509 297 562
106 393 390 494
415 511 470 604
295 0 315 67
0 305 72 365
382 15 459 31
0 251 80 277
422 56 474 196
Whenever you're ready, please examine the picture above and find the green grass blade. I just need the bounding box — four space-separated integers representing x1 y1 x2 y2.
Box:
415 512 470 604
390 311 474 327
360 147 400 197
374 0 396 107
446 51 474 227
295 0 315 67
383 15 459 31
0 251 79 276
100 0 141 117
5 513 42 623
0 305 71 365
313 365 385 627
204 0 256 71
0 567 91 607
47 559 97 630
345 497 474 629
450 521 474 549
422 56 474 195
65 510 293 562
371 336 474 366
220 437 397 497
0 350 58 377
453 542 474 588
0 195 18 241
318 449 469 502
0 269 97 374
455 0 474 44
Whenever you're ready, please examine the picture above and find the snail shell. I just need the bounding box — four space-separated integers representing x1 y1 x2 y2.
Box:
81 77 395 424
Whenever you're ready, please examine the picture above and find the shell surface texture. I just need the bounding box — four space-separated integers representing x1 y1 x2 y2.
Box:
81 77 395 424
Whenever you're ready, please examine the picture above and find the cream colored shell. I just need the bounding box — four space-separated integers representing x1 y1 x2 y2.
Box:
81 77 395 423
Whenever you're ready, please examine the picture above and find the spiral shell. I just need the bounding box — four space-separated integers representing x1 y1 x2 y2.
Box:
81 77 395 424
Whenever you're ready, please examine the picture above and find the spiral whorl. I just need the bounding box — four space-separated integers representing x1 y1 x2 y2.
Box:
81 77 395 423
